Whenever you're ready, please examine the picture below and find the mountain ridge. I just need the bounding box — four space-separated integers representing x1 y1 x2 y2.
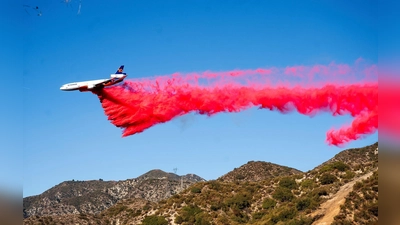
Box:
23 171 205 219
23 142 378 225
218 161 303 182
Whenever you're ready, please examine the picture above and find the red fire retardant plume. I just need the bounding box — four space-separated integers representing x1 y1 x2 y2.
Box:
94 63 378 146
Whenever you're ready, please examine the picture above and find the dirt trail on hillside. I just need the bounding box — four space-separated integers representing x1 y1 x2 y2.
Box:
311 171 374 225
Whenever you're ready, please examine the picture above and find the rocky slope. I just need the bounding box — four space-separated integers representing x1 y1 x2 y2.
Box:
23 169 205 218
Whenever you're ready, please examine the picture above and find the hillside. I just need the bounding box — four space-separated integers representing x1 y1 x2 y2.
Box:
24 142 378 225
218 161 303 182
23 180 117 218
331 170 378 225
311 170 377 225
23 170 205 219
314 142 378 173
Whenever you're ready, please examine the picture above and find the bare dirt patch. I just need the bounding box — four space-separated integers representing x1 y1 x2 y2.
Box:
311 171 374 225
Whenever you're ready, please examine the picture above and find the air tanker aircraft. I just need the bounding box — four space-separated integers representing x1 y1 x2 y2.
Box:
60 65 127 92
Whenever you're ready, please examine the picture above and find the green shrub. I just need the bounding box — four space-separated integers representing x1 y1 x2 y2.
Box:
296 198 311 211
194 213 212 225
342 171 355 179
210 205 219 211
252 211 266 220
272 187 295 202
225 193 251 210
320 161 349 173
182 205 202 219
107 204 128 216
216 215 230 225
210 202 224 211
231 207 250 223
367 202 378 217
300 179 314 189
353 181 363 191
279 177 298 190
309 187 329 201
143 203 152 211
287 216 313 225
262 198 276 210
270 207 297 223
177 204 211 224
332 220 353 225
191 187 202 194
175 216 183 224
141 215 168 225
319 165 333 173
320 173 337 185
235 174 245 180
208 181 221 191
331 161 349 172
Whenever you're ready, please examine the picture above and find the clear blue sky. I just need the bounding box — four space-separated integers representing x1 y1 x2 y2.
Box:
5 0 378 197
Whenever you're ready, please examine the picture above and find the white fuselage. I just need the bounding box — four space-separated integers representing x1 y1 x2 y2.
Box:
60 79 109 91
60 74 126 91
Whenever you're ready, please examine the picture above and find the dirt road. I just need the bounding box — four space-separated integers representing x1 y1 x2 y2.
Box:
311 171 374 225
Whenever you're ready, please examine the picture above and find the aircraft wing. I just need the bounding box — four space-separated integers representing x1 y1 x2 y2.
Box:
89 76 125 89
90 79 112 89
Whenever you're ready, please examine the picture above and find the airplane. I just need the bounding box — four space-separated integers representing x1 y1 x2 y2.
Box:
60 65 127 92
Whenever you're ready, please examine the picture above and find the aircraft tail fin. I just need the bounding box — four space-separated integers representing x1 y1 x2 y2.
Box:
115 65 125 74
